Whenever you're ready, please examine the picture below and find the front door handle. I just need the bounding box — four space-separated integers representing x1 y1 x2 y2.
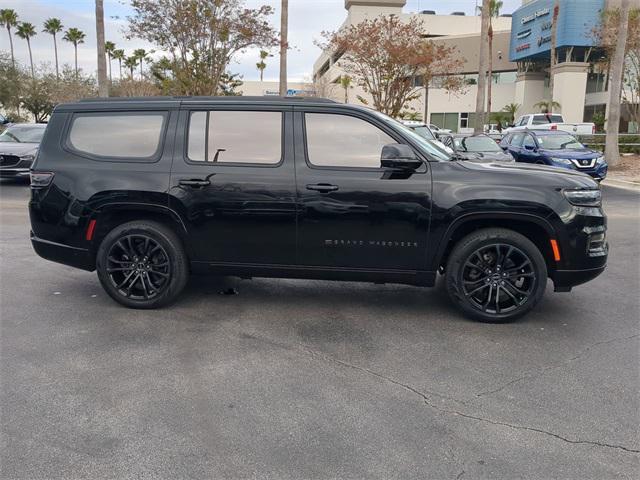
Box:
179 178 211 187
306 183 339 193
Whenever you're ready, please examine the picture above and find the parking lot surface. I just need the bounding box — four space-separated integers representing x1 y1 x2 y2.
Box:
1 180 639 479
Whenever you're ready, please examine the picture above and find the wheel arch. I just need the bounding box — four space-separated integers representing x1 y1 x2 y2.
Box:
433 212 558 275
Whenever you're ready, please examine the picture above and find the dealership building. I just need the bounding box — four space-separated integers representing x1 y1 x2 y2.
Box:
312 0 636 133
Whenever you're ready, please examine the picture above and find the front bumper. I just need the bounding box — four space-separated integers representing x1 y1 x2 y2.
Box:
0 167 30 178
553 265 607 291
31 232 95 271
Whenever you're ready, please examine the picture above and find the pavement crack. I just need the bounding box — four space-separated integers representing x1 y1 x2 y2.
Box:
474 333 640 399
240 331 640 455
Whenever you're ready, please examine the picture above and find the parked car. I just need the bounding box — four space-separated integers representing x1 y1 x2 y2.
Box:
500 130 607 181
400 121 453 153
29 97 607 322
439 133 515 163
503 113 595 135
429 123 452 134
0 123 47 180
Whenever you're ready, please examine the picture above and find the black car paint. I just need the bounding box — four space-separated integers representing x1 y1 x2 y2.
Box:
29 97 607 292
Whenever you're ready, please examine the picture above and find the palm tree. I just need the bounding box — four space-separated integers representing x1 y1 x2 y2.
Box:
124 55 138 79
339 75 352 104
16 22 36 78
63 27 86 78
1 9 18 68
502 103 521 124
105 41 116 83
534 100 562 113
605 0 631 167
43 18 63 79
95 0 108 97
133 48 149 79
112 49 125 78
474 0 491 133
256 49 270 81
279 0 288 96
478 0 503 118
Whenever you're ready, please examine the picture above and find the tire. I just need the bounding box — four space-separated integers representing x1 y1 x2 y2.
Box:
96 220 189 309
445 228 547 323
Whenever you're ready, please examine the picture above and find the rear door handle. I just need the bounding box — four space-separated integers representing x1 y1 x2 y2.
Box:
306 183 339 193
179 179 211 187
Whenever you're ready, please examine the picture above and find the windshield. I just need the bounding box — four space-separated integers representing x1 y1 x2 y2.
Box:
537 134 584 150
411 125 436 141
0 125 45 143
370 111 451 161
454 136 502 153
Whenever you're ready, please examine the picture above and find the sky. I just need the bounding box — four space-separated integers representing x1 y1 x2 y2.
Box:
0 0 522 82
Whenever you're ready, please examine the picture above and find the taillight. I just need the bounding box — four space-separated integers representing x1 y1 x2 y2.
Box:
592 125 596 134
550 124 558 131
30 171 54 188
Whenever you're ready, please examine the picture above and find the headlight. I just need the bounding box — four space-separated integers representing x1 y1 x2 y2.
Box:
563 189 602 207
596 156 605 164
551 157 572 165
20 154 35 162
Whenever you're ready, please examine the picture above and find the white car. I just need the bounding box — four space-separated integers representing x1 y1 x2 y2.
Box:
504 114 595 135
401 121 454 154
429 124 452 134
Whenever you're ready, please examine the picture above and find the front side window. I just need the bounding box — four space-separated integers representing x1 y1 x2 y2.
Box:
187 110 281 164
455 136 502 152
523 134 536 148
305 113 394 168
511 133 525 146
68 112 166 159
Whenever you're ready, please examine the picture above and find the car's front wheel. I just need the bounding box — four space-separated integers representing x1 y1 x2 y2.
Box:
445 228 547 322
96 220 189 309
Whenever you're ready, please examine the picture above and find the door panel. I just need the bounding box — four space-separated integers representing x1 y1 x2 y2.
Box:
293 110 431 271
169 107 296 265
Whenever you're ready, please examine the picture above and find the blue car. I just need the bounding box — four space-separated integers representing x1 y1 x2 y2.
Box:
500 130 607 181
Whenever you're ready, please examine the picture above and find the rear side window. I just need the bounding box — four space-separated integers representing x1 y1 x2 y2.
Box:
532 114 563 125
305 113 394 168
68 112 166 160
187 110 282 164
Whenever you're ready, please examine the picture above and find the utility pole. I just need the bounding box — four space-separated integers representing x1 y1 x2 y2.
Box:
474 0 491 133
279 0 288 97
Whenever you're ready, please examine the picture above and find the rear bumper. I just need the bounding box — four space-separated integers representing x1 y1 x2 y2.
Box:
31 232 95 271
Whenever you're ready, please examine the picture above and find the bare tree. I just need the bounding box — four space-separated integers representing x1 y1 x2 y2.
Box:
474 0 491 133
279 0 288 96
96 0 108 96
605 0 631 167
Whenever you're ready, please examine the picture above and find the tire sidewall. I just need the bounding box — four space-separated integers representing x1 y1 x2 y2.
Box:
96 221 188 309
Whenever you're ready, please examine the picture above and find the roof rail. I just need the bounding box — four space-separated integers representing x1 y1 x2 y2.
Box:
78 95 337 103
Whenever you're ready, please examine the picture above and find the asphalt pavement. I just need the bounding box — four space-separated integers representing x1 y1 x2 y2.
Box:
1 180 639 479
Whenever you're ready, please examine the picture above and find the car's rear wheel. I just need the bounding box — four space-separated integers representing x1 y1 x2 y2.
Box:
445 228 547 323
96 221 188 308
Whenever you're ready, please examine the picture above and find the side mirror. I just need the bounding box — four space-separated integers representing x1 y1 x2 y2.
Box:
381 143 422 170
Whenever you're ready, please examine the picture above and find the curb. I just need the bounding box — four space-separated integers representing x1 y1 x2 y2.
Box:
602 178 640 192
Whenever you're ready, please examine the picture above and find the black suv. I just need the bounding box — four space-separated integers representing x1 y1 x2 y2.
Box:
29 97 608 322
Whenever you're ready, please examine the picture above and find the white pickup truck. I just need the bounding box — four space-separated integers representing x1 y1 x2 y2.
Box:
504 113 595 135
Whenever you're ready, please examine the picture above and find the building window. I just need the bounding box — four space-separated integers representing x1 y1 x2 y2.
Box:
430 113 459 133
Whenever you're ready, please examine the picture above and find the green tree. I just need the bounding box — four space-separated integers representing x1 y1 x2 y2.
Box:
1 9 19 68
112 49 125 78
105 41 116 83
219 72 243 96
133 48 150 79
127 0 277 95
339 74 352 104
502 102 520 124
477 0 503 118
21 78 55 123
63 28 86 78
124 55 138 78
43 18 63 79
534 100 562 113
16 22 37 78
0 51 25 114
256 49 270 81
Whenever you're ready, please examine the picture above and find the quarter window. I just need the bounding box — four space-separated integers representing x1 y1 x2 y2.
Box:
187 110 282 164
68 112 166 159
305 113 394 168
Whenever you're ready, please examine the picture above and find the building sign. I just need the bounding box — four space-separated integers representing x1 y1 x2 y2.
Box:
517 29 532 39
510 0 605 62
